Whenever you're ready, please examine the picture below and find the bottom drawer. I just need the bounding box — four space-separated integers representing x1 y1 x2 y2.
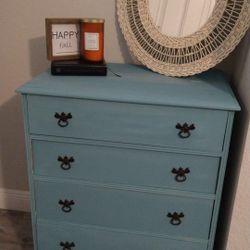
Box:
37 221 208 250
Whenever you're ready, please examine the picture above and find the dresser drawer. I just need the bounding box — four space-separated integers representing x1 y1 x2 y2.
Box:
33 140 220 194
27 95 228 152
37 221 208 250
35 180 214 239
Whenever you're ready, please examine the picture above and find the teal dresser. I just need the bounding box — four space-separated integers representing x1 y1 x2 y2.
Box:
17 64 240 250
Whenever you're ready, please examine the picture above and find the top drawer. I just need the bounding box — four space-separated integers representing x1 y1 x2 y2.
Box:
27 95 228 152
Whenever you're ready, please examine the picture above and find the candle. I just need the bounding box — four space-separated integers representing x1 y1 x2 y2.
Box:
80 18 105 62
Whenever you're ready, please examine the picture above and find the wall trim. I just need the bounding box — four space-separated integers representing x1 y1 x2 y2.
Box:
0 188 30 212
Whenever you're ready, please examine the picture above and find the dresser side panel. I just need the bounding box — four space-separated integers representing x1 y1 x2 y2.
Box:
20 95 38 250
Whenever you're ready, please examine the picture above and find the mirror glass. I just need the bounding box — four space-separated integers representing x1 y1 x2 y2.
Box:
149 0 216 37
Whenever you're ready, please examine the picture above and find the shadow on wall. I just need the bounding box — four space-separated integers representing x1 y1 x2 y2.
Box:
214 31 250 250
29 36 50 77
215 105 249 250
0 95 28 192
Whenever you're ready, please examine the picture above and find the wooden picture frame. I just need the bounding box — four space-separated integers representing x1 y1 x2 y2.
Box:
45 18 81 61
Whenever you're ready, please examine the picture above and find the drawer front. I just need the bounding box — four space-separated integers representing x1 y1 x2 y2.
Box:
33 140 220 194
28 95 227 152
37 221 208 250
35 181 214 239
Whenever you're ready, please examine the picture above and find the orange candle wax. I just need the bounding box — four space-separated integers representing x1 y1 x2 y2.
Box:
80 18 104 62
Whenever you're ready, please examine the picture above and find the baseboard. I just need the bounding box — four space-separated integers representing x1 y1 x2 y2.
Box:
0 188 30 212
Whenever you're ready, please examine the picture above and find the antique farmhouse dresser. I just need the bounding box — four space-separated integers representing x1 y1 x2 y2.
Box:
17 63 240 250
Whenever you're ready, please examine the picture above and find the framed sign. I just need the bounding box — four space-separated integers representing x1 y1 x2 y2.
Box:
46 18 81 61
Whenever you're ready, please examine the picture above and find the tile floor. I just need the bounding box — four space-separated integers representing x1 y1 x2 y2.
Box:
0 209 33 250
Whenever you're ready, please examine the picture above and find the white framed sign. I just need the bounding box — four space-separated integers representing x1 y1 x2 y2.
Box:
46 18 81 61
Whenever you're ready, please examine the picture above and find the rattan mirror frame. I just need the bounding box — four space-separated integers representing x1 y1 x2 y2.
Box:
117 0 250 76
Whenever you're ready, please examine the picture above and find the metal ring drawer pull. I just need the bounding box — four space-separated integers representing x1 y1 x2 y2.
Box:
60 241 75 250
176 123 195 138
172 167 190 182
58 156 75 170
58 199 75 213
54 112 72 127
167 212 184 226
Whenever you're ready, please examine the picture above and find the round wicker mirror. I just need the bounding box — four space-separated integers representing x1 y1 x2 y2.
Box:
117 0 250 76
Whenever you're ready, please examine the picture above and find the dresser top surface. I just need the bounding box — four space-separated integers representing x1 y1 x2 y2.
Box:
16 63 240 111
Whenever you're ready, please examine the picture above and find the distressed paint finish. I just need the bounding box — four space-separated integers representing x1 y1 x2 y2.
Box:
32 139 220 194
16 63 240 250
27 95 228 152
37 220 208 250
35 179 214 239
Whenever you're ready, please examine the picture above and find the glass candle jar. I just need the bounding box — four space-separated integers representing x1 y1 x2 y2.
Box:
80 18 105 62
